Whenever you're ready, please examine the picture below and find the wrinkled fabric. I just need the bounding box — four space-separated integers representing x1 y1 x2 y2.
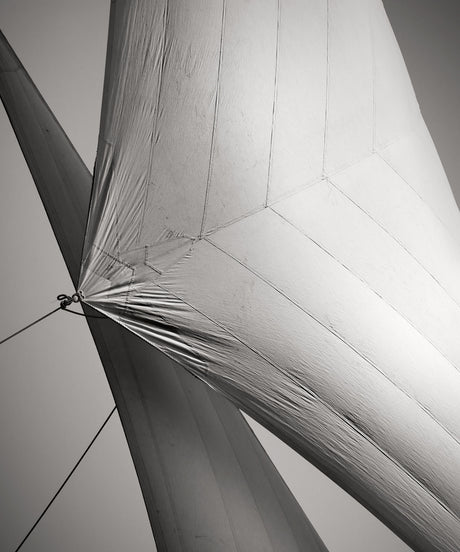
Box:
79 2 460 551
0 27 329 552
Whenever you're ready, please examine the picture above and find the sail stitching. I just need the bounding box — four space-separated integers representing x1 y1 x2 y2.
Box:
199 0 227 238
195 132 453 249
271 205 460 376
205 236 460 448
135 0 169 246
377 151 460 248
370 0 377 153
321 0 329 176
199 135 417 244
265 127 430 209
111 3 141 260
265 0 281 208
328 175 460 312
152 280 460 522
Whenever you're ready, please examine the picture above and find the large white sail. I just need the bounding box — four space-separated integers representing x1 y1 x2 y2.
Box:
79 2 460 550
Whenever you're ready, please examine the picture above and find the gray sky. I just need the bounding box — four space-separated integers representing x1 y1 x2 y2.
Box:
0 1 458 551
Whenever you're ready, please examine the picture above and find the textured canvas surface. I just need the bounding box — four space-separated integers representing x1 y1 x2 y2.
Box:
0 24 331 552
79 2 460 550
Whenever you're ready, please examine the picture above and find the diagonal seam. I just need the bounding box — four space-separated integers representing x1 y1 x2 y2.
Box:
328 174 460 312
205 235 460 449
265 0 281 207
150 279 460 524
377 150 460 248
200 0 227 238
270 205 460 377
136 0 169 246
321 0 330 176
370 0 376 153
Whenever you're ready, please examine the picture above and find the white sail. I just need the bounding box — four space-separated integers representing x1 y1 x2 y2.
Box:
79 1 460 550
0 25 329 552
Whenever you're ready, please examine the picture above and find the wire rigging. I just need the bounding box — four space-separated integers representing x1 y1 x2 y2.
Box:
0 293 106 345
62 309 106 319
13 406 117 552
0 291 111 550
0 307 61 346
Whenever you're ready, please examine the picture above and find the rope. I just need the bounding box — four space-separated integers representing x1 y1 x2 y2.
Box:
62 309 106 319
0 307 60 346
0 293 106 345
14 406 117 552
0 290 111 549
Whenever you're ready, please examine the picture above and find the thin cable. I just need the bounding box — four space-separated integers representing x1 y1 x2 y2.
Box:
14 406 117 552
0 300 106 346
0 307 60 346
61 309 106 320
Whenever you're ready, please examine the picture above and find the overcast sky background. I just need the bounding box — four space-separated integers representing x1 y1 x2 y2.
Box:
0 1 458 551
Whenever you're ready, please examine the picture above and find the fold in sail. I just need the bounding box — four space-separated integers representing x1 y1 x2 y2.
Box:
79 1 460 551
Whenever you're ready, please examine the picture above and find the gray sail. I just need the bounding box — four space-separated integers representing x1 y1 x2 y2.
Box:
0 28 328 552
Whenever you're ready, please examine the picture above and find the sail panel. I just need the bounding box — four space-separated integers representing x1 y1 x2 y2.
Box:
79 1 460 551
139 0 224 242
331 154 460 305
275 180 460 367
0 33 90 283
200 0 278 233
380 125 460 238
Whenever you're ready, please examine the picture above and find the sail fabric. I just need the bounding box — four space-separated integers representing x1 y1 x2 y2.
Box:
0 28 329 552
0 31 91 283
79 1 460 550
